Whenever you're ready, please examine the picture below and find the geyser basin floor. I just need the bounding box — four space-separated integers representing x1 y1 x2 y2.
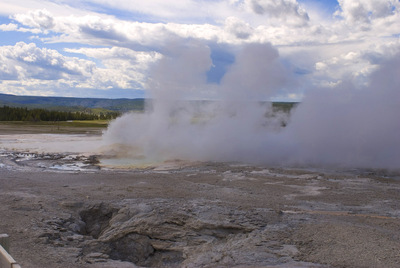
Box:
1 131 400 267
1 152 400 267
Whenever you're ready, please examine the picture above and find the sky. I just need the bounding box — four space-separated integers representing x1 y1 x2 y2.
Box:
0 0 399 99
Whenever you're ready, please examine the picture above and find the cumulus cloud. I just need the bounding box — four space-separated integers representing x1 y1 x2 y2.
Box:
65 46 162 89
65 47 161 66
312 41 400 88
1 1 400 101
0 22 43 34
224 16 253 39
9 4 311 50
0 23 19 31
0 42 152 96
336 0 400 29
12 9 55 33
246 0 309 26
0 42 95 80
13 11 209 49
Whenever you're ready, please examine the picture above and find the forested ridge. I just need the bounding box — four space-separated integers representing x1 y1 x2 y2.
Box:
0 105 120 121
0 93 145 112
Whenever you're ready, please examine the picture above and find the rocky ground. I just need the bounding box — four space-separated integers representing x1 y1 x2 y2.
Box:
0 148 400 268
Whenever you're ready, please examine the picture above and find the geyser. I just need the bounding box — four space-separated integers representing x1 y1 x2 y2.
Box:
102 41 400 170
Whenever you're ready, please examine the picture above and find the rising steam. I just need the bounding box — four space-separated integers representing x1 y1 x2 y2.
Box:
102 41 400 170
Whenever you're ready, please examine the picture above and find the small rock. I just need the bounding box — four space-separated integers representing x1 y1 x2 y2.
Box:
68 221 86 233
67 234 84 241
85 252 110 263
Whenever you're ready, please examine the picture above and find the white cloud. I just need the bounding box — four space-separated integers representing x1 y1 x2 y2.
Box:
0 23 19 31
312 40 400 88
13 9 54 30
0 42 95 80
0 0 103 17
0 0 399 99
71 0 237 24
0 22 43 34
0 42 153 96
245 0 309 26
12 10 224 48
65 46 162 89
336 0 400 29
224 16 253 39
66 47 161 64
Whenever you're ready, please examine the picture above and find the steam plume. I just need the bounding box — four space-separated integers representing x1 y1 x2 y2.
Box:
102 41 400 170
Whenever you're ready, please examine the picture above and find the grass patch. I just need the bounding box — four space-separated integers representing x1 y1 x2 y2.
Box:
62 120 111 128
0 120 110 128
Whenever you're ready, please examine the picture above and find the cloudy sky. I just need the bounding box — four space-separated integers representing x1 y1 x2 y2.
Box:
0 0 399 99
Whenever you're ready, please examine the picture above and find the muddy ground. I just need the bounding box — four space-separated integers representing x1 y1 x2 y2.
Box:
0 128 399 268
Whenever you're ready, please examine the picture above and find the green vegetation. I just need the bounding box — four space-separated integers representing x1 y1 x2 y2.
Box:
271 102 298 113
0 93 299 125
0 105 120 121
0 120 110 127
62 120 111 128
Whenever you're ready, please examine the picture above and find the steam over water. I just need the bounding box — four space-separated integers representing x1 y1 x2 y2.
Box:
102 41 400 170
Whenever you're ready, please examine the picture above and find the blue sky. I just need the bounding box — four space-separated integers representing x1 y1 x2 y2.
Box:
0 0 399 100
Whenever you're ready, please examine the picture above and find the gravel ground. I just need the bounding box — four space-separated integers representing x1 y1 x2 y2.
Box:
0 152 399 268
0 130 399 268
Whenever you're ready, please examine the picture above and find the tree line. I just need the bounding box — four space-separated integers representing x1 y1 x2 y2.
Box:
0 105 120 121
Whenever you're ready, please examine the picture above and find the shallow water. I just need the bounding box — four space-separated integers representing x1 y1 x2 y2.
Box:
1 133 399 180
0 134 102 154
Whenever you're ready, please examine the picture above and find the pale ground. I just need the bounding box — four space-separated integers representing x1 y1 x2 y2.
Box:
0 126 399 268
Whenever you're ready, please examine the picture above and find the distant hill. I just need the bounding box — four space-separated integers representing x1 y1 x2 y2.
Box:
0 93 145 112
0 93 297 115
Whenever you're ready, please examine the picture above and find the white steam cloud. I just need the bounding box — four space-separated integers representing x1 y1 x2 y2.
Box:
102 41 400 170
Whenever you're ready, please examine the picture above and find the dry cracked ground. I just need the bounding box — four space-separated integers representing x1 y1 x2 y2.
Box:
0 151 400 268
